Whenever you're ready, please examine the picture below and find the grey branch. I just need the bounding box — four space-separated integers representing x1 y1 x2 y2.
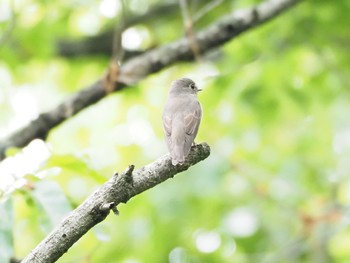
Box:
0 0 299 160
21 143 211 263
57 2 179 58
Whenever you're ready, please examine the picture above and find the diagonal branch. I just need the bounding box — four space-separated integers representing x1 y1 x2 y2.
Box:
21 143 210 263
0 0 300 161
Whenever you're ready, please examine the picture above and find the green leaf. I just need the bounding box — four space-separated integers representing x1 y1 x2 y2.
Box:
32 180 72 231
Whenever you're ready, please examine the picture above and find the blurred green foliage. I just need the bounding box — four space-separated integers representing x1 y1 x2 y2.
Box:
1 0 350 262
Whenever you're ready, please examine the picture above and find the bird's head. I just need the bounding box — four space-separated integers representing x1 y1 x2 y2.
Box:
170 78 201 95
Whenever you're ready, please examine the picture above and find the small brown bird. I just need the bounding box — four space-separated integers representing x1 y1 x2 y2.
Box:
162 78 202 165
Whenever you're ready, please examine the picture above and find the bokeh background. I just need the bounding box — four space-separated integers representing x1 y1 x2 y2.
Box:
1 0 350 262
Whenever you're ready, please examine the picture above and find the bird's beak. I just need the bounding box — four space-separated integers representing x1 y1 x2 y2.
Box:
197 87 202 91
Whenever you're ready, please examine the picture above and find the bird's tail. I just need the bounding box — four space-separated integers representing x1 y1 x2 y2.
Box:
171 142 185 165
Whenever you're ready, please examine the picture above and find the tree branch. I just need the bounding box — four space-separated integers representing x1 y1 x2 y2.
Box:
56 2 179 58
21 143 210 263
0 0 300 160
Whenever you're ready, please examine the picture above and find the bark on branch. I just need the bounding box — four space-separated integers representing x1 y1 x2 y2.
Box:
0 0 300 160
21 143 210 263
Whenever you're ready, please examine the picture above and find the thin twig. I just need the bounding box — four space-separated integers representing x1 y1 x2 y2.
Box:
194 0 224 22
0 0 16 49
104 0 129 93
179 0 201 60
112 0 128 61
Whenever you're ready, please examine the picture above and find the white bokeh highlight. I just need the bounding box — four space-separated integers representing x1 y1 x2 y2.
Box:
224 207 259 237
99 0 120 18
195 230 221 253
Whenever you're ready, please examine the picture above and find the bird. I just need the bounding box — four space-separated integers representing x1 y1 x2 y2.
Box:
162 78 202 165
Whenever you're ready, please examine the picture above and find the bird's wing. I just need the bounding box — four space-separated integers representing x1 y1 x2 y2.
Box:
162 115 174 157
184 101 202 136
162 116 172 136
183 101 202 156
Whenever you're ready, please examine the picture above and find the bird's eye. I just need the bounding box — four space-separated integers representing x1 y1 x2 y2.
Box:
189 83 195 89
